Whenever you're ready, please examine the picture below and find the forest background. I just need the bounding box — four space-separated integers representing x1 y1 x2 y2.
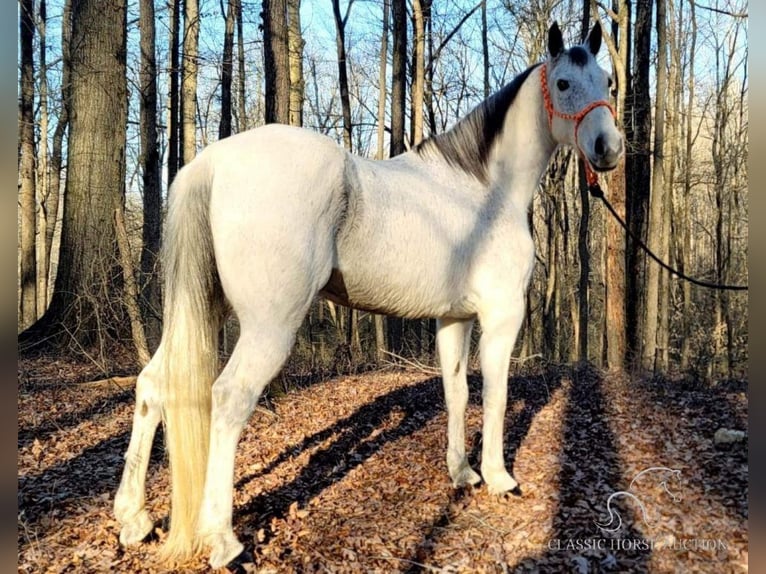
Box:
16 0 748 384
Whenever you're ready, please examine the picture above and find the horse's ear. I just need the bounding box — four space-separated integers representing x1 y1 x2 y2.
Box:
586 21 602 55
548 21 564 58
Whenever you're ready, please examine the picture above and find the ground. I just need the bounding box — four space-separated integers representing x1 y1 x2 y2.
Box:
18 358 747 573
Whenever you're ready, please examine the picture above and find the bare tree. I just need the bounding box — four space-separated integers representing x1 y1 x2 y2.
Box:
167 0 181 183
593 0 631 370
36 0 50 315
19 0 37 328
140 0 162 345
22 0 129 357
181 0 200 164
47 0 71 303
387 0 407 353
332 0 353 150
411 0 425 145
219 0 236 139
236 0 247 131
263 0 290 124
287 0 304 127
626 0 653 361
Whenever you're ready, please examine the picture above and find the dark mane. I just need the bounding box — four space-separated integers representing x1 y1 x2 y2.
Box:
415 63 541 184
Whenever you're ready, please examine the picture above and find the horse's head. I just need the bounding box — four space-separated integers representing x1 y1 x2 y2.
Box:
543 21 624 173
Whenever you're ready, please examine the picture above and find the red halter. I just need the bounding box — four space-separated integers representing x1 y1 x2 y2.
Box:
539 63 616 187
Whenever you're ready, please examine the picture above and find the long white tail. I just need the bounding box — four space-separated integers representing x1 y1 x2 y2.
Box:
158 154 223 561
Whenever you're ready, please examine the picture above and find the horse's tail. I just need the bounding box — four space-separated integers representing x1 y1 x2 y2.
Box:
158 153 222 562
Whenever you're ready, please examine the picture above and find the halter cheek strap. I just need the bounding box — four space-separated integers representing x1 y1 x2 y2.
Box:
540 63 616 187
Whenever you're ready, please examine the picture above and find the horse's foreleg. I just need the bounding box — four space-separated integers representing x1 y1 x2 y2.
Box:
478 301 524 494
197 329 295 569
436 317 480 487
114 350 164 545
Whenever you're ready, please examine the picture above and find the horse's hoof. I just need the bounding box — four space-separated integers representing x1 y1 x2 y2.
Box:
483 469 519 495
118 510 154 546
205 532 245 570
451 465 482 488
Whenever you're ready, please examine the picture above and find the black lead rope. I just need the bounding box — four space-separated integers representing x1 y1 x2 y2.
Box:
588 183 748 292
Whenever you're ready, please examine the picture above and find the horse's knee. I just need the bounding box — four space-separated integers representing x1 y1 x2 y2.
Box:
210 376 259 428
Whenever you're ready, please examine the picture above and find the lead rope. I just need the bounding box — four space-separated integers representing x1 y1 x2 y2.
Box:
539 64 748 292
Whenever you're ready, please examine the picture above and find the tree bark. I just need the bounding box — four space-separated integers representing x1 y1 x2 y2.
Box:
181 0 200 165
19 0 37 329
263 0 290 124
679 0 696 371
594 0 630 371
376 0 389 160
390 0 407 157
36 0 50 316
115 206 151 366
387 0 407 353
236 0 247 131
22 0 129 356
287 0 304 127
219 0 236 139
47 0 71 306
332 0 352 150
140 0 162 346
642 0 667 371
411 0 425 145
167 0 181 184
626 0 652 361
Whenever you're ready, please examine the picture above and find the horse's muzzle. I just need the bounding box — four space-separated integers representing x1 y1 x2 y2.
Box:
588 133 624 172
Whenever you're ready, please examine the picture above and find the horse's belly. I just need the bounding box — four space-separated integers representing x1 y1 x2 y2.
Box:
318 266 472 320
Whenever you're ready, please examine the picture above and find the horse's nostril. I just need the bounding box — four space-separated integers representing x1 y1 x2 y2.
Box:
594 135 605 157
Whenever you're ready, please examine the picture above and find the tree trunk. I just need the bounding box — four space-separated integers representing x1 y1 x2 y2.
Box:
22 0 129 357
287 0 303 127
576 0 591 363
36 0 50 316
387 0 407 353
115 205 151 366
641 0 667 371
410 0 425 145
236 0 247 131
19 0 37 329
167 0 181 184
263 0 290 124
626 0 652 362
219 0 236 139
47 0 71 305
375 0 390 361
390 0 407 157
181 0 200 165
594 0 630 371
679 0 696 371
331 0 352 150
376 0 389 160
140 0 162 347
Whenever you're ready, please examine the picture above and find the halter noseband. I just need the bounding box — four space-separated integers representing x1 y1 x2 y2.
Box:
540 62 616 187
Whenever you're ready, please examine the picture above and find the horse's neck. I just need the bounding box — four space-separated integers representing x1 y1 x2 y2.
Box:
490 67 556 213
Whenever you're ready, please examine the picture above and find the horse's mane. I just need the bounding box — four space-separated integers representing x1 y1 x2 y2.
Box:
415 63 541 184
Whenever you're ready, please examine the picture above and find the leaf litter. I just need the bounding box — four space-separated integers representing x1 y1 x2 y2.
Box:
18 358 747 573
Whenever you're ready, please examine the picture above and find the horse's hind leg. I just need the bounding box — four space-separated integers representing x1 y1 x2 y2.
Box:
436 317 481 487
197 321 306 568
114 348 164 545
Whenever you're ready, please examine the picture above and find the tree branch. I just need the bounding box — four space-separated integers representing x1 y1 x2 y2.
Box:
693 2 747 18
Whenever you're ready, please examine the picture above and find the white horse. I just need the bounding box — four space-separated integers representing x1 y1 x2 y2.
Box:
114 22 623 568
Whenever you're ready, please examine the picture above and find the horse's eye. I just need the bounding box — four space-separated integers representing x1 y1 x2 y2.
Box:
608 76 614 88
557 79 570 91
